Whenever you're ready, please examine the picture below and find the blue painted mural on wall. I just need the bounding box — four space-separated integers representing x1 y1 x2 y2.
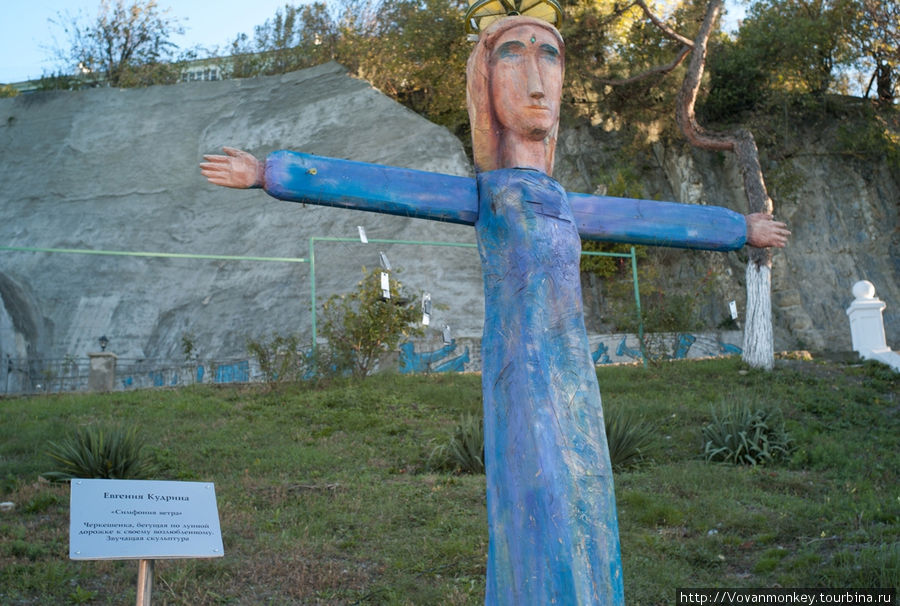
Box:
120 360 251 389
591 342 611 364
399 340 470 374
590 332 743 365
112 333 740 391
215 361 250 383
675 333 697 358
145 370 182 387
718 340 743 355
615 335 644 361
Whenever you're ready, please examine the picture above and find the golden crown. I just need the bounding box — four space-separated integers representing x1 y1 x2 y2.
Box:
465 0 563 34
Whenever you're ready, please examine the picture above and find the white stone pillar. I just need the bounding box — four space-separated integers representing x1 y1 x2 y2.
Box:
846 281 887 355
88 352 117 392
845 281 899 371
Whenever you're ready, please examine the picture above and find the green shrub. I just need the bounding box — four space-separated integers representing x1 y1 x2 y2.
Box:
321 268 423 378
427 413 484 474
605 405 656 470
702 403 793 466
43 426 155 481
246 332 304 383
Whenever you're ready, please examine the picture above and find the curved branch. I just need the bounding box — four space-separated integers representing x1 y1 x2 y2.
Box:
674 0 772 266
634 0 694 48
601 45 691 86
674 0 732 151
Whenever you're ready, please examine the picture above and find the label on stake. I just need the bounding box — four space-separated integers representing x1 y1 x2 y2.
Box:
381 272 391 299
422 293 432 325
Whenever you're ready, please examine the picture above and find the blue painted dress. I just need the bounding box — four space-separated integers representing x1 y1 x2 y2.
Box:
475 169 624 605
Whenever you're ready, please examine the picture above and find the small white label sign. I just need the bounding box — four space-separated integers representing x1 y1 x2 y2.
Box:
380 271 391 299
729 300 739 320
70 479 224 560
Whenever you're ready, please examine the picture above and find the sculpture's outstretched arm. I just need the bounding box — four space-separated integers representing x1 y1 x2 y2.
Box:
569 192 750 251
570 194 789 251
201 148 479 225
264 151 479 225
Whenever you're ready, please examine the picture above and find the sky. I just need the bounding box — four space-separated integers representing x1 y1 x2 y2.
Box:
0 0 746 85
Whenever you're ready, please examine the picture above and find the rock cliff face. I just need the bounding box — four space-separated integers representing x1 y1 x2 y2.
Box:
1 62 897 366
553 123 899 353
0 63 482 365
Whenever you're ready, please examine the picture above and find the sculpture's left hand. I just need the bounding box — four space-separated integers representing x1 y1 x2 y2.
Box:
200 147 264 189
746 213 790 248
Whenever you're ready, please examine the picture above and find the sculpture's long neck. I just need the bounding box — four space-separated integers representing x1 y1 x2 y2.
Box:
498 131 553 174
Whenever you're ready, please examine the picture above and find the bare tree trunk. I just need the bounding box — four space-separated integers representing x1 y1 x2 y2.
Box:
672 0 775 369
735 138 775 370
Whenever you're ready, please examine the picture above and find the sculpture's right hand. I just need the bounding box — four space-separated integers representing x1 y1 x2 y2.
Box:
745 213 790 248
200 147 264 189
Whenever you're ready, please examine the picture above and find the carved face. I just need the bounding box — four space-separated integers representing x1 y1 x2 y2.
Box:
488 23 563 142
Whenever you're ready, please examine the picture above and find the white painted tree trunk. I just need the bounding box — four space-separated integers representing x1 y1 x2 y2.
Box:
742 261 774 370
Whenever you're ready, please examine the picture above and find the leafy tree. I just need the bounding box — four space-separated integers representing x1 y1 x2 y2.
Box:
226 0 469 133
0 84 19 98
702 35 769 121
320 268 423 378
846 0 899 104
354 0 470 132
704 0 899 111
228 2 339 78
51 0 185 87
562 0 695 124
587 0 784 369
736 0 853 96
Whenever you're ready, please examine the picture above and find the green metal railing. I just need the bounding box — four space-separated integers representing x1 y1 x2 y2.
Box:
582 247 644 359
0 246 309 264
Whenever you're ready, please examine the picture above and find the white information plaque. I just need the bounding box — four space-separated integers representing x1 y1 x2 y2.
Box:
69 479 224 560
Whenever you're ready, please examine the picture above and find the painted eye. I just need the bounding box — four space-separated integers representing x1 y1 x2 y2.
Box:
540 44 560 62
496 40 526 60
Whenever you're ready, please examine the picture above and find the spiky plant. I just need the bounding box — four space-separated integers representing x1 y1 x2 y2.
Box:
43 426 155 481
702 403 793 465
427 413 484 474
604 405 656 470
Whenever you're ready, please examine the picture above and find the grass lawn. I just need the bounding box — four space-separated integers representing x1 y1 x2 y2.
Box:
1 357 897 605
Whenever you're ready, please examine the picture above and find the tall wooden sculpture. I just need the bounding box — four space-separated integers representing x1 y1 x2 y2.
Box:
201 6 788 604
